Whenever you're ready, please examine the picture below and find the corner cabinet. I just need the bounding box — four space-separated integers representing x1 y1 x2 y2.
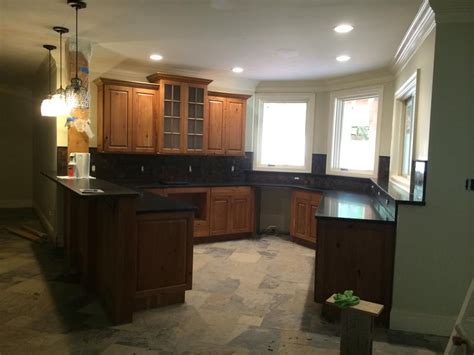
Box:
290 190 322 248
207 92 251 156
147 73 212 155
95 78 159 154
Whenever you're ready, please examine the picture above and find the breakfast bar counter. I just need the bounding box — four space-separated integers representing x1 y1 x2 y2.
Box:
43 172 195 324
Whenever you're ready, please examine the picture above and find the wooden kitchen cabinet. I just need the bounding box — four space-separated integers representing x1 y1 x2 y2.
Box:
210 187 254 236
96 78 159 154
207 92 251 156
147 73 213 154
290 190 322 248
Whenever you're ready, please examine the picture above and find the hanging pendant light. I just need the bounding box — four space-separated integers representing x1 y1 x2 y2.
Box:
41 44 57 117
50 26 70 116
65 0 89 110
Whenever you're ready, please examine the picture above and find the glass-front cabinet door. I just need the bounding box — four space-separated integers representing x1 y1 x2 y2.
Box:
186 85 207 153
162 82 183 153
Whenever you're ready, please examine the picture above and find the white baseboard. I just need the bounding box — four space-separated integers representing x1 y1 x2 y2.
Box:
390 308 456 336
0 199 33 208
33 203 55 239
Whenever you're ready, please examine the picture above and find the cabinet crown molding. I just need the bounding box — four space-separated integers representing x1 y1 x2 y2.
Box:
94 77 159 90
208 91 252 100
147 72 213 85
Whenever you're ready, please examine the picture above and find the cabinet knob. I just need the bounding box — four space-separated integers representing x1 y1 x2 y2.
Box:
105 136 109 141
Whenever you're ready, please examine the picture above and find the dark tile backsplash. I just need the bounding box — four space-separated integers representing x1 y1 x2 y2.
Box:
57 148 391 196
311 154 327 175
377 156 390 186
245 170 372 194
57 147 252 184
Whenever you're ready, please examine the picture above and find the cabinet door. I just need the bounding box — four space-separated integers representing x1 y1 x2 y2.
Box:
225 99 246 156
104 85 132 152
230 190 253 234
209 194 231 236
186 85 207 154
160 81 184 153
291 191 310 239
207 96 226 155
309 193 322 242
132 88 157 153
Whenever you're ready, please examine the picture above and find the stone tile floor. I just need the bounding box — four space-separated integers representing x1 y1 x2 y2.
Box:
0 208 448 354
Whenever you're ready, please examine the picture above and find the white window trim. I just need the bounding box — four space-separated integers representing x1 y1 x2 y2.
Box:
327 86 384 178
389 70 419 192
253 93 315 173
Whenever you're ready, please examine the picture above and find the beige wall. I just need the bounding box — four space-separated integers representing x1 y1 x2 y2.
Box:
255 70 395 156
0 84 33 207
391 22 474 336
394 30 435 160
258 188 292 233
32 59 58 237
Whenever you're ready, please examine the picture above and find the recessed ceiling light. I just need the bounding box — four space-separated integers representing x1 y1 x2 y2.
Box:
149 54 163 61
334 24 354 33
336 55 351 62
232 67 244 73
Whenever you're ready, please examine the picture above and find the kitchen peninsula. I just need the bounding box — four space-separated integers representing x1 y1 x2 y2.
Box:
44 172 195 324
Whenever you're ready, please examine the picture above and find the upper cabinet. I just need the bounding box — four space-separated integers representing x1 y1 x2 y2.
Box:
207 92 251 156
95 78 158 154
147 73 212 155
95 74 251 156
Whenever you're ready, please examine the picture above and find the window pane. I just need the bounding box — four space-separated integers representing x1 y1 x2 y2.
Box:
402 96 414 176
338 97 378 171
261 102 306 167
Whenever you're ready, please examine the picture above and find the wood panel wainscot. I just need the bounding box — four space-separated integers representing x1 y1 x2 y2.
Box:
134 211 194 311
314 218 396 326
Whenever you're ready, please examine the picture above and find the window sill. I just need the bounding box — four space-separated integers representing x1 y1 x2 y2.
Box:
390 175 410 193
253 165 311 174
326 168 376 179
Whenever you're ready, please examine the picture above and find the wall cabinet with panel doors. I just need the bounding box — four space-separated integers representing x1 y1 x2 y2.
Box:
290 190 322 248
95 78 159 154
209 187 254 236
147 73 213 154
207 92 251 156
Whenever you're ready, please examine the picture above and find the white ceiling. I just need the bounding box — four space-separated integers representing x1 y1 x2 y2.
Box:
1 0 422 86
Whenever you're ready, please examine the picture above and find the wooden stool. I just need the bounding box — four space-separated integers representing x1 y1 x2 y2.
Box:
326 294 384 355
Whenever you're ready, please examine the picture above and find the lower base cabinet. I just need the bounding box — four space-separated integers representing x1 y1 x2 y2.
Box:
147 186 255 239
134 211 194 311
290 190 322 247
209 187 254 236
314 218 396 326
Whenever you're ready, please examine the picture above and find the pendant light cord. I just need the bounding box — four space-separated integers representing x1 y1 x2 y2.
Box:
48 49 52 94
75 5 79 80
59 32 63 89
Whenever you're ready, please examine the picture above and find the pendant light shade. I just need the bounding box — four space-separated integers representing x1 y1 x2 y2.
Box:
51 26 71 116
41 44 57 117
65 0 89 110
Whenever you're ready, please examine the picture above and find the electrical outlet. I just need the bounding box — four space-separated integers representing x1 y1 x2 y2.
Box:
231 165 235 172
140 166 145 173
294 176 300 181
188 165 192 173
91 164 96 172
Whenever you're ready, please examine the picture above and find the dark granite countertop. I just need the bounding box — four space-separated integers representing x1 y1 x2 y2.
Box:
316 191 395 223
135 181 327 193
370 178 425 205
43 172 195 214
43 172 139 197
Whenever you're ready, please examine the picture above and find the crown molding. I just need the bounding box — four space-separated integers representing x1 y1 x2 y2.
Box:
429 0 474 23
392 0 435 75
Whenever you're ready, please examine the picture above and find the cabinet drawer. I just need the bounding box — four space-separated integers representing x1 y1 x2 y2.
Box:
211 186 251 195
